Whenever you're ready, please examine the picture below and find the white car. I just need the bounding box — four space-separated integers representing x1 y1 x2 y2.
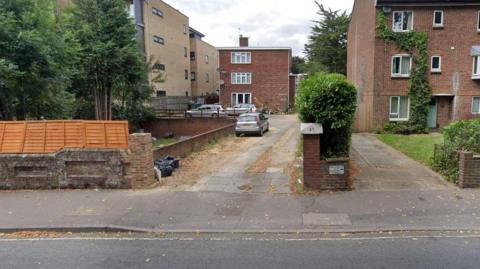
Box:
186 105 227 118
226 104 257 116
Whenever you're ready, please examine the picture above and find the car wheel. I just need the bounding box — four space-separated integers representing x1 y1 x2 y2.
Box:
266 124 269 132
235 133 240 137
259 129 264 137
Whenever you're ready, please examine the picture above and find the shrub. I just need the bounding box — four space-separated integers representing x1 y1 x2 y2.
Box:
295 73 357 159
380 122 428 135
433 118 480 183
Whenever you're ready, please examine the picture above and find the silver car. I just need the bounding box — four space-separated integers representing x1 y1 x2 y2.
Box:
226 104 257 116
186 105 227 118
235 113 269 137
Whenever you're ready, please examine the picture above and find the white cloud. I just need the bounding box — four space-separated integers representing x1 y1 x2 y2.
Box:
167 0 354 56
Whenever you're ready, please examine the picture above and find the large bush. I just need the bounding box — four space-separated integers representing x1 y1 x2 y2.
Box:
433 118 480 182
296 73 357 159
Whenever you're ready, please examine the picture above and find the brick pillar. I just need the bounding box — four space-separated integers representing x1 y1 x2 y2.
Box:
458 151 480 188
303 134 321 183
126 133 155 189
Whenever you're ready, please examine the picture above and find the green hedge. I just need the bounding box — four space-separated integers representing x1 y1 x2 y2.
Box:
295 73 357 159
433 118 480 182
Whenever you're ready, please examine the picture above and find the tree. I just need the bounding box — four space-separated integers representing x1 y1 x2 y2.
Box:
67 0 149 120
305 2 350 75
0 0 75 120
291 56 306 74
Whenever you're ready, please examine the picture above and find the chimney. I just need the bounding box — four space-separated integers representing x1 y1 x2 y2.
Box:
239 35 249 47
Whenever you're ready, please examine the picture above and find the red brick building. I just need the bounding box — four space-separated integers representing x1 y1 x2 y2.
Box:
348 0 480 132
218 36 292 112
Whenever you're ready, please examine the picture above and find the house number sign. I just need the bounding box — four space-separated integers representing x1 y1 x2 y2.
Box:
329 165 345 175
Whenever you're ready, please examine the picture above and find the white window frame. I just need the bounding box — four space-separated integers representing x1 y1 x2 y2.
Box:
472 97 480 114
389 96 410 121
473 56 480 79
433 10 444 28
392 11 414 32
231 52 252 64
477 11 480 32
231 93 252 105
391 54 412 78
431 55 442 73
231 72 252 84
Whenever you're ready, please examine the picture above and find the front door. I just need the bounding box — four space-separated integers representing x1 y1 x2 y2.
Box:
427 97 437 129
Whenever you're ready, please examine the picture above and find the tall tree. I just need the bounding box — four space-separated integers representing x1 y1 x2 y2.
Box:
305 2 350 75
291 56 307 74
67 0 148 120
0 0 75 120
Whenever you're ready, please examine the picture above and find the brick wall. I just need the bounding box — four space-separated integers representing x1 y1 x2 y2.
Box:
302 134 350 191
219 49 291 112
145 118 236 138
153 123 234 159
458 151 480 188
0 134 155 190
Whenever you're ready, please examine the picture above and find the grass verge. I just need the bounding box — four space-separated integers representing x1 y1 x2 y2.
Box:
152 138 178 148
376 133 444 166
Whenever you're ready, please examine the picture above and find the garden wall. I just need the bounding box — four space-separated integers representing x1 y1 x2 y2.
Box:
145 118 235 138
458 151 480 188
0 133 155 190
153 123 235 160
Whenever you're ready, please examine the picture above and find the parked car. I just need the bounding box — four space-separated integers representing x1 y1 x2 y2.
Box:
235 113 269 137
186 105 227 118
226 104 257 116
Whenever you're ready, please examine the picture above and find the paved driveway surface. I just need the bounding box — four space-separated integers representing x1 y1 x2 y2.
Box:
351 133 451 191
188 115 300 194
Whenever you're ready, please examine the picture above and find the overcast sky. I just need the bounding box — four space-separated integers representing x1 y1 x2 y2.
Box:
168 0 354 56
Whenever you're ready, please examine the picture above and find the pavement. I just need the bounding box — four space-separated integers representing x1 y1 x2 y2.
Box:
0 116 479 233
2 232 480 269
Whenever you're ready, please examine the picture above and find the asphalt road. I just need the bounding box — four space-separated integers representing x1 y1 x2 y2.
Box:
1 233 480 269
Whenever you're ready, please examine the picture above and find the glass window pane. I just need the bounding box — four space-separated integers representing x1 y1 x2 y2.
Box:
245 94 251 104
434 11 442 24
401 56 411 75
399 96 409 118
474 57 479 75
432 57 440 69
404 12 413 30
238 94 244 104
473 97 480 113
394 12 402 30
390 97 399 114
392 57 400 74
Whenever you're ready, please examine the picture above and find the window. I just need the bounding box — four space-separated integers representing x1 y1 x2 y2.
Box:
191 72 196 81
153 35 164 45
431 56 442 73
391 55 412 77
185 70 188 80
184 47 188 58
152 7 163 17
184 24 188 34
393 11 413 32
190 52 196 61
231 52 251 64
473 56 480 79
129 4 135 18
153 63 165 71
231 72 252 84
473 97 480 114
477 11 480 32
389 96 410 121
206 73 210 83
232 93 252 105
433 10 443 27
205 55 209 64
156 90 166 97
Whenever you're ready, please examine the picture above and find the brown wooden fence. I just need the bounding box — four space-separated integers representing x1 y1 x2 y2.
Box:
0 121 129 153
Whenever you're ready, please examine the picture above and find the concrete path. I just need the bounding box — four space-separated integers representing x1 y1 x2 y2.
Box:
189 115 299 194
351 134 451 191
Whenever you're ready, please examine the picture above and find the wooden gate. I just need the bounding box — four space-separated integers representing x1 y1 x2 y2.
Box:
0 121 129 153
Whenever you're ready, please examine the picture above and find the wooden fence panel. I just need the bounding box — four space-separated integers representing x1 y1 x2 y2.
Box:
0 120 129 153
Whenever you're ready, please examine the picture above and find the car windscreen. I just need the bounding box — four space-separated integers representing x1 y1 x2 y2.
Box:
238 115 257 122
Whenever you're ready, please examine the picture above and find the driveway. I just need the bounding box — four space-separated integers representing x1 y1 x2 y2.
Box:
351 133 451 191
188 114 300 194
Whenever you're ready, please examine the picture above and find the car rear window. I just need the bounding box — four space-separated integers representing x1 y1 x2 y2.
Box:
239 115 257 122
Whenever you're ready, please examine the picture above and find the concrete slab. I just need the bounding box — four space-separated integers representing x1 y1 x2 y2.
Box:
303 213 352 226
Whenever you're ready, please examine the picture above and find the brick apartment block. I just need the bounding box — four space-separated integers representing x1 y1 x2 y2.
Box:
348 0 480 132
218 36 292 112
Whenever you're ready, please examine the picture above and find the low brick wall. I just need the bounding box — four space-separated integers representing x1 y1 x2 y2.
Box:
303 134 350 191
0 133 155 190
145 118 236 138
153 124 235 160
458 151 480 188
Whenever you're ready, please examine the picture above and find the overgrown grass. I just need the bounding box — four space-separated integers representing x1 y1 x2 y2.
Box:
152 138 178 148
377 133 444 166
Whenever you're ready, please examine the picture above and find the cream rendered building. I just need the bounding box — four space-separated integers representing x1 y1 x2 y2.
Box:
189 28 220 100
